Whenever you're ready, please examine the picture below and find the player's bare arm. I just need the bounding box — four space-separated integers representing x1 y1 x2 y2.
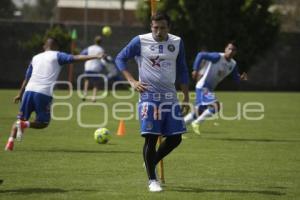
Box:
180 84 190 115
121 70 148 92
73 53 105 62
240 72 248 80
191 70 198 80
13 79 29 103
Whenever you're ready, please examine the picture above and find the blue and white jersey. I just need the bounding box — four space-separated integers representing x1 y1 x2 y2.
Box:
115 33 189 102
100 57 118 79
193 52 239 90
81 44 104 72
25 50 74 97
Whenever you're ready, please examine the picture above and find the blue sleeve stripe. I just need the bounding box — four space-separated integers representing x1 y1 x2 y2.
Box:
176 40 189 84
80 48 88 55
57 52 74 65
193 52 220 71
25 64 33 80
115 36 141 71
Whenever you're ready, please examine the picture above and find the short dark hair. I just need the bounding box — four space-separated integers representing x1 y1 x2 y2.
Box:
94 35 102 45
227 40 238 49
47 37 60 48
151 12 171 26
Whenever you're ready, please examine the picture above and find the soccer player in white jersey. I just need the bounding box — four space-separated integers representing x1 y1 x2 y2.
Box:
81 35 105 102
5 37 104 151
184 41 247 134
115 12 189 192
100 55 122 82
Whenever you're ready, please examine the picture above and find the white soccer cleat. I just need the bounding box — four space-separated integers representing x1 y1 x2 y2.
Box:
16 120 23 141
148 180 162 192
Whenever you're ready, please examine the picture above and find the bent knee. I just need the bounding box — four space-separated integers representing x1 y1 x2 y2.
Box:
34 122 49 129
167 135 182 146
40 123 49 128
209 101 220 113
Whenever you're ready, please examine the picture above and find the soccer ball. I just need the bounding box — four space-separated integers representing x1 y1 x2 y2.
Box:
94 128 111 144
102 26 112 37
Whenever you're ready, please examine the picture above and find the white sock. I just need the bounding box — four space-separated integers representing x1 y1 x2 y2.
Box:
8 136 14 142
24 121 30 128
184 112 196 125
194 109 214 124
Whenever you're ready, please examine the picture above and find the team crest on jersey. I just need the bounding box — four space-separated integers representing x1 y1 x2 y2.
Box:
167 44 175 52
146 121 153 130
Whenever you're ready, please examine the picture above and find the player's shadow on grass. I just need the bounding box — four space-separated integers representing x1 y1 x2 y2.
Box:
0 188 96 195
26 149 138 154
201 131 229 134
0 188 66 194
203 137 300 143
168 186 285 196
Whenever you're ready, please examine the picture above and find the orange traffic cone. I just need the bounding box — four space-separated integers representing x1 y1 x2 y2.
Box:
117 120 125 136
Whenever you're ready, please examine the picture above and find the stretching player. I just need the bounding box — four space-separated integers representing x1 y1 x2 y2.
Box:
5 37 104 151
184 41 247 134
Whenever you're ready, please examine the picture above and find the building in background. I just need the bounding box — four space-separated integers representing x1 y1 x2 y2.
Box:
56 0 141 26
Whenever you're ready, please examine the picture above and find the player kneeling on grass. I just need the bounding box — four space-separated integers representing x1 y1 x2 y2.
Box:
184 41 247 134
5 37 105 151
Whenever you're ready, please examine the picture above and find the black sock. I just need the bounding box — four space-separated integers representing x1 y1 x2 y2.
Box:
143 134 158 180
154 135 182 166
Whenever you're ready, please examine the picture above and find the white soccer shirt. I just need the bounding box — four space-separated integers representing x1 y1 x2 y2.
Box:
193 52 238 90
25 50 74 96
81 45 104 72
115 33 189 102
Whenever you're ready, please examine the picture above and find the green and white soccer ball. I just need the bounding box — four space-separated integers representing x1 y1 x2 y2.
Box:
94 128 111 144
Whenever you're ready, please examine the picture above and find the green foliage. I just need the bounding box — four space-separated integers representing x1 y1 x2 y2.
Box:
0 0 16 19
19 33 44 55
20 26 72 54
136 0 151 25
136 0 280 72
44 26 72 52
21 0 57 21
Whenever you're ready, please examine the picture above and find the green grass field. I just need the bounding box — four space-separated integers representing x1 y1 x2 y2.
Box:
0 90 300 200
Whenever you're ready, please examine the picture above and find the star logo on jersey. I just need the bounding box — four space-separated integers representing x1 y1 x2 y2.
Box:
150 56 164 68
167 44 175 52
